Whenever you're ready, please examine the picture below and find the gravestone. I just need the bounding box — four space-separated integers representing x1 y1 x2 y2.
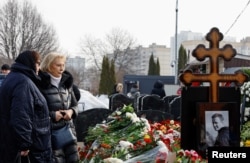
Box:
74 108 112 142
140 95 165 111
179 27 248 157
137 94 147 111
169 96 181 120
109 93 134 111
163 95 180 113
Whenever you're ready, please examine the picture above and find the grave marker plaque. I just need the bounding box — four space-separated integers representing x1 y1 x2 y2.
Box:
179 27 248 157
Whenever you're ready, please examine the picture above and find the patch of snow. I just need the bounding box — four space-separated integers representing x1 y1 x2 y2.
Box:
78 89 109 113
96 94 109 107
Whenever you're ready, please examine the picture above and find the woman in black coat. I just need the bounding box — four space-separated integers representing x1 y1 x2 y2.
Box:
0 51 52 162
38 52 79 163
151 80 166 98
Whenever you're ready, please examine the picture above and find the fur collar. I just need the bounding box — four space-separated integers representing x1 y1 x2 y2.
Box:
38 70 73 89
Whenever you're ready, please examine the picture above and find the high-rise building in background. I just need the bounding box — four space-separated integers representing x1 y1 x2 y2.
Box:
125 43 171 76
66 56 85 70
67 30 250 81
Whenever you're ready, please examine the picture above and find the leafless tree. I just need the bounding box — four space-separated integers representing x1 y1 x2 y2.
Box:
66 66 85 88
79 28 139 90
80 28 138 82
84 65 101 95
80 35 107 71
105 28 137 72
0 0 58 60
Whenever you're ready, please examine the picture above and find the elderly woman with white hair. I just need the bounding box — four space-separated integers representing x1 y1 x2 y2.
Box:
38 52 79 163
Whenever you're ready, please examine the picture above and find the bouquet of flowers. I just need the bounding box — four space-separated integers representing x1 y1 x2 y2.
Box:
78 105 207 163
241 81 250 105
241 121 250 147
240 81 250 122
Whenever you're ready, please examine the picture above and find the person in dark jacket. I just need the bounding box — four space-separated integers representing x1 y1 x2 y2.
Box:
127 84 140 99
38 52 79 163
151 80 166 98
0 64 11 87
73 84 81 102
127 84 140 110
1 63 11 75
0 50 52 163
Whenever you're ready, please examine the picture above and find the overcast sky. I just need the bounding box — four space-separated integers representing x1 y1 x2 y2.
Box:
2 0 250 55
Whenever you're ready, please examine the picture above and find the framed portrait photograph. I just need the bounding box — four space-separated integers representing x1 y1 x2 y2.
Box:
196 102 240 156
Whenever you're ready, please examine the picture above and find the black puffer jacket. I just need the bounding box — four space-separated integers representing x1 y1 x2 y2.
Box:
38 70 79 162
0 63 52 163
38 70 78 129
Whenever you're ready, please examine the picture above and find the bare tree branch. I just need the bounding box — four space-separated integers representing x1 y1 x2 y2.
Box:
80 35 107 71
105 28 138 73
0 0 58 60
79 27 139 84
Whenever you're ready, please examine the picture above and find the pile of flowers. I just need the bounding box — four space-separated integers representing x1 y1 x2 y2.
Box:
78 105 207 163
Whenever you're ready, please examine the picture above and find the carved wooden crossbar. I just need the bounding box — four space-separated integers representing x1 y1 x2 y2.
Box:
179 27 248 103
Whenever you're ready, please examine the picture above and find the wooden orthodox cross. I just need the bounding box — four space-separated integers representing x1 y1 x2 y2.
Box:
179 27 248 103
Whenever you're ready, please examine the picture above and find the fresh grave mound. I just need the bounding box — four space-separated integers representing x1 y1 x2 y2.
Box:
78 105 207 163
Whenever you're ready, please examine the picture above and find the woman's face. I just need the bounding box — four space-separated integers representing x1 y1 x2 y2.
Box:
49 57 65 77
35 60 41 75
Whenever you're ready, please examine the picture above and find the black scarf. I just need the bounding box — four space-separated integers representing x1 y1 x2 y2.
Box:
15 50 36 72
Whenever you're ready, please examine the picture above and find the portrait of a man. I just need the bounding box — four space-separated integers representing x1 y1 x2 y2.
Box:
211 112 230 146
205 111 230 146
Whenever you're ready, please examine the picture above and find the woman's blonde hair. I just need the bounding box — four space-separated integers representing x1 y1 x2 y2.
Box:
40 52 66 72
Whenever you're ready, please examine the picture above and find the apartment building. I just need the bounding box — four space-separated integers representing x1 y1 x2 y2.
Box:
73 31 250 79
66 56 85 70
110 43 172 76
131 43 171 76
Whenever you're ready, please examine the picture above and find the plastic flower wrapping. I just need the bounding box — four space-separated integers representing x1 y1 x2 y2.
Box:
78 105 207 163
